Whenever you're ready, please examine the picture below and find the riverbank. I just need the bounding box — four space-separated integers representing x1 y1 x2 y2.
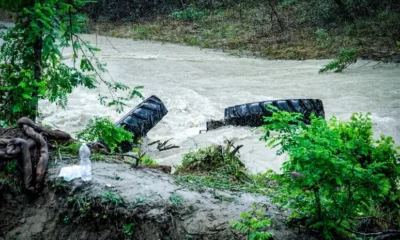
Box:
91 5 400 62
0 159 315 240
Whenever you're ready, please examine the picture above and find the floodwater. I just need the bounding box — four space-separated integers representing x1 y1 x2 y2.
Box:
31 34 400 173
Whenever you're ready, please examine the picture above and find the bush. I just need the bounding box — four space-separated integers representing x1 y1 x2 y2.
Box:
140 156 158 166
319 48 359 73
76 116 133 153
230 203 274 240
175 142 249 181
169 6 210 21
0 120 8 128
314 28 331 48
262 109 400 239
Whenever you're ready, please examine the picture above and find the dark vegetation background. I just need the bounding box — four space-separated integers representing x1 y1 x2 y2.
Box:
82 0 400 61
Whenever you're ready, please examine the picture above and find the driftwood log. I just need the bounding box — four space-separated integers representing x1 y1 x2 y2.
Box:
0 117 71 194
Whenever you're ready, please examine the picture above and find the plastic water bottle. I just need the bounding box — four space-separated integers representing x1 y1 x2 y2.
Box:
79 143 92 181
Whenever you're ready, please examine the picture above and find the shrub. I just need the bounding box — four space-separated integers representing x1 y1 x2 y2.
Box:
0 120 8 128
169 6 210 21
319 48 359 73
230 203 274 240
175 142 249 181
140 156 158 166
262 109 400 239
76 116 133 153
123 223 135 238
314 28 331 48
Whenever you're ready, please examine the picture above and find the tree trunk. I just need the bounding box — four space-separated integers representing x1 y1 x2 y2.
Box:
268 1 285 32
31 27 42 122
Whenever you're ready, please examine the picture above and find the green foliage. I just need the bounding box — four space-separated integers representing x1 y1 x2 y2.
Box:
230 203 274 240
123 223 135 238
175 142 249 182
6 160 18 173
314 28 331 48
127 145 158 166
140 156 158 166
73 195 92 215
76 117 133 153
319 48 359 73
169 193 183 206
101 191 126 207
174 170 273 195
63 216 70 223
169 6 210 21
0 1 143 124
262 108 400 239
174 143 275 195
57 141 81 156
0 120 8 128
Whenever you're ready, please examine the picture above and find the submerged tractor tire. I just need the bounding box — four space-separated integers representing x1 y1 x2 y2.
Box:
115 95 168 152
224 99 325 127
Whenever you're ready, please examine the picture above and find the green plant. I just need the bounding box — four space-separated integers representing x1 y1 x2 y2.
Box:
174 173 272 195
175 142 249 182
230 203 274 240
262 108 400 239
0 120 8 128
123 223 135 238
6 160 18 173
319 48 359 73
174 143 274 195
127 145 153 167
0 1 143 124
101 191 126 207
169 6 210 21
170 193 182 206
140 156 158 166
73 195 91 215
76 116 133 153
314 28 332 48
133 26 150 40
58 141 81 157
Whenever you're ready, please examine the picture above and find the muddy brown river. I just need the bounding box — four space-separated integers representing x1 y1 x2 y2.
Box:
33 34 400 173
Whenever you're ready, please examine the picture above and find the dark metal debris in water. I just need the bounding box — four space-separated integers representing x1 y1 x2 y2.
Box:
205 99 325 132
115 95 168 152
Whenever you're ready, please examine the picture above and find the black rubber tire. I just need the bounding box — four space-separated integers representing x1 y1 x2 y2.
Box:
224 99 325 127
115 95 168 152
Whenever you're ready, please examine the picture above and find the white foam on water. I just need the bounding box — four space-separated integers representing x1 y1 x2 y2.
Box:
33 34 400 173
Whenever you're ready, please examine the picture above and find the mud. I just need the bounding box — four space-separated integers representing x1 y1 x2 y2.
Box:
0 161 315 240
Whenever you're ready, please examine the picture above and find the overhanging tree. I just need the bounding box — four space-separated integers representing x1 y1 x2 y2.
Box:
0 0 142 125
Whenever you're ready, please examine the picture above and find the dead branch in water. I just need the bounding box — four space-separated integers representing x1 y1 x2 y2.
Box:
149 139 180 151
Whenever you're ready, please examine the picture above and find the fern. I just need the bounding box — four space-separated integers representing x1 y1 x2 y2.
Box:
230 204 274 240
230 220 250 233
249 232 274 240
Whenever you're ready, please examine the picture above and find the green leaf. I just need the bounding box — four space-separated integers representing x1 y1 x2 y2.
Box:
21 93 32 99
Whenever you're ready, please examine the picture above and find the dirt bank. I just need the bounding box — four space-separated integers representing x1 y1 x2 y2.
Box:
0 160 315 240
